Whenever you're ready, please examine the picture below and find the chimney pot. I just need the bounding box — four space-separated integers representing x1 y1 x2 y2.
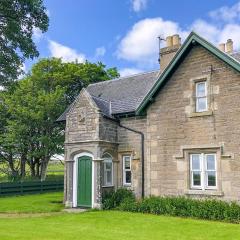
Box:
172 34 181 46
219 43 225 52
166 36 173 47
226 39 233 53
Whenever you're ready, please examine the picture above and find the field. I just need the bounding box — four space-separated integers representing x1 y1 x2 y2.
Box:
0 161 64 182
0 192 239 240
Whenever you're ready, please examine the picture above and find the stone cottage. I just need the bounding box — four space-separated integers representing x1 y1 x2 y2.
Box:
58 32 240 208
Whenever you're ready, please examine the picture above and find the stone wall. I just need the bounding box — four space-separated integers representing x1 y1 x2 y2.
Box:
118 116 147 198
99 116 118 143
147 45 240 201
65 90 100 143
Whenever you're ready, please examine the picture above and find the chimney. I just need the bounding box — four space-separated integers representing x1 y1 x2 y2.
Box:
218 43 225 52
226 39 233 53
160 34 181 71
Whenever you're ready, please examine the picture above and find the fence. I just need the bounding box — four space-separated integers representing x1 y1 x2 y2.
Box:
0 180 64 196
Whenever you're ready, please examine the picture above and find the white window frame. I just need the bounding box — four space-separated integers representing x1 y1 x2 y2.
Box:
190 153 217 190
196 81 208 112
123 155 132 186
103 156 113 187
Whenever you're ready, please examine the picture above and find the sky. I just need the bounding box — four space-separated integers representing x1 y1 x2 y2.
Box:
26 0 240 77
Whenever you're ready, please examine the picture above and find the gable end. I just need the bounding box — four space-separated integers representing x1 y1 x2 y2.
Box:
136 31 240 115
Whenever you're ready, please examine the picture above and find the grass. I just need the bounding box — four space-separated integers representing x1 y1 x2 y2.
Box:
0 192 64 213
0 211 240 240
0 193 240 239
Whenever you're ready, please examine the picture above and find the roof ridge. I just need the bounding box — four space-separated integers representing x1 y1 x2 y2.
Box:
88 69 160 87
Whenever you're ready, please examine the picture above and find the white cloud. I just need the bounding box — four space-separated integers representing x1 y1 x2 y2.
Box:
191 19 219 44
33 27 43 42
209 2 240 22
119 67 143 77
117 2 240 66
117 18 188 65
191 20 240 49
131 0 148 12
48 40 86 63
95 46 106 58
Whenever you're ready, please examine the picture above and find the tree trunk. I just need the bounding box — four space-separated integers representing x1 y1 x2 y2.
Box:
36 160 40 179
20 152 26 178
8 153 18 180
29 158 36 177
40 156 49 181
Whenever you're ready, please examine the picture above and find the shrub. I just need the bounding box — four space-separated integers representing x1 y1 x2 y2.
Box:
102 188 135 210
118 196 240 223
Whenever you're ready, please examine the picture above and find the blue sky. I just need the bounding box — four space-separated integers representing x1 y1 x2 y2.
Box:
27 0 240 76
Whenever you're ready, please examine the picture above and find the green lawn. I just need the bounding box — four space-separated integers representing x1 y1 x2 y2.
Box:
0 193 240 240
0 192 64 213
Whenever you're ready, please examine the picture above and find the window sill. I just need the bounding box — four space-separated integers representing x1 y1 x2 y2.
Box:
189 110 213 118
185 189 224 197
102 185 114 188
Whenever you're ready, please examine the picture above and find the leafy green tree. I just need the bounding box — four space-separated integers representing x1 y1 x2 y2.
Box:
1 77 65 180
30 58 120 104
0 0 49 86
0 58 119 180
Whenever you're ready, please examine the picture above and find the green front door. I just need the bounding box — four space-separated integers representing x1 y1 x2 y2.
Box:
77 156 92 207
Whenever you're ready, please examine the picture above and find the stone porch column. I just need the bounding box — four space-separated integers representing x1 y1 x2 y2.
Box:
92 158 104 208
65 159 74 207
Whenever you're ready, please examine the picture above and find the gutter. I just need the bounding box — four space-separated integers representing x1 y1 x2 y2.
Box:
117 121 145 198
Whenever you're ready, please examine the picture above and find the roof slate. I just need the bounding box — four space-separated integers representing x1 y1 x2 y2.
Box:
57 70 160 121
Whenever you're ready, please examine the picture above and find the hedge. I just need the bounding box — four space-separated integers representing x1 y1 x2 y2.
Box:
103 189 240 223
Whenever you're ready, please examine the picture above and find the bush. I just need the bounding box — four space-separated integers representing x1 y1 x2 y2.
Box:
102 188 135 210
118 196 240 223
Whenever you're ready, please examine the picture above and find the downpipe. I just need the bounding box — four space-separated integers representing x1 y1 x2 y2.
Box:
118 121 145 198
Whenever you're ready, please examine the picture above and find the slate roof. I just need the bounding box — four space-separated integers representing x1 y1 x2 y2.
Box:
87 70 159 114
57 70 160 121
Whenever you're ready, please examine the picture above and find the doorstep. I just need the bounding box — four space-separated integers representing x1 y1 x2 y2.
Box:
62 208 88 213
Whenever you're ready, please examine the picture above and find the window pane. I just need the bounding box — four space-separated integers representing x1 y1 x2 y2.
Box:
193 171 201 186
207 172 216 187
124 159 130 169
197 97 207 112
107 171 112 185
105 162 112 170
206 155 215 170
125 171 131 184
191 154 200 170
196 82 206 97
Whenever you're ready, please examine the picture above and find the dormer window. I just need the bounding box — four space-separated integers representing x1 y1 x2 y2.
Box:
196 81 207 112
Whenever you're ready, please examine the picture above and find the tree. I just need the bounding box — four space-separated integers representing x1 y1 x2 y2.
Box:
0 58 119 180
0 77 65 180
0 0 49 86
30 58 120 104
